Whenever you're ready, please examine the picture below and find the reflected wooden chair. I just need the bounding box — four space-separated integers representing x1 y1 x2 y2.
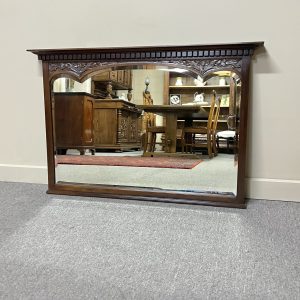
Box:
215 73 238 153
143 125 166 154
211 96 221 156
181 92 221 158
216 129 236 153
216 113 238 153
142 89 167 155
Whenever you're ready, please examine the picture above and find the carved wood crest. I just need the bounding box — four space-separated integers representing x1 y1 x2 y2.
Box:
49 58 243 81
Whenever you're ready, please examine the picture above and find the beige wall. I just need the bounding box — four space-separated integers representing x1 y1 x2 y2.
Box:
131 69 165 126
131 70 165 106
0 0 299 201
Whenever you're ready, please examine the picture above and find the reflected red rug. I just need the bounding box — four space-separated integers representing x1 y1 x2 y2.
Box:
56 155 202 169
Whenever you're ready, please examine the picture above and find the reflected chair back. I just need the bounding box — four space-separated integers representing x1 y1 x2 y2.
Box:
142 91 166 155
212 96 221 155
181 91 217 158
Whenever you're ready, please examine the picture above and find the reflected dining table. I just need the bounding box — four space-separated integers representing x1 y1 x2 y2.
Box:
137 104 208 153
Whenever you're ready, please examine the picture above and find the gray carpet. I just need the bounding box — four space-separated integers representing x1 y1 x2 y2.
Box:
0 182 299 299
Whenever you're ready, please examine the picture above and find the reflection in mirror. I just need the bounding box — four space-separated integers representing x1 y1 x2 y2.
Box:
52 65 241 195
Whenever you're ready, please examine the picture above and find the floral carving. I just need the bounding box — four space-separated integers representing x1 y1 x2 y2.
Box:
130 119 137 141
117 111 129 141
49 62 110 79
158 59 242 77
49 58 242 80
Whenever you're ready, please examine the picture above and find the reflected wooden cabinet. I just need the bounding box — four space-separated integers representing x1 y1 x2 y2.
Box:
93 100 142 150
54 94 142 153
53 92 95 154
92 70 132 98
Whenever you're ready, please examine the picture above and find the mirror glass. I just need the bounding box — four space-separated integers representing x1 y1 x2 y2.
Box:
51 65 241 196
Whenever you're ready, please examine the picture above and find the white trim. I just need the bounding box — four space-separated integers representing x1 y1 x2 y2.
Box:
246 177 300 202
0 164 47 184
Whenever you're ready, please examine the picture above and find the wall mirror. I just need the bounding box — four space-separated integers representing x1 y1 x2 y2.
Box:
28 42 263 208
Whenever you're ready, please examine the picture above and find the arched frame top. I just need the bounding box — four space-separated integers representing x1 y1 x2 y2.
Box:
48 59 243 84
28 42 264 208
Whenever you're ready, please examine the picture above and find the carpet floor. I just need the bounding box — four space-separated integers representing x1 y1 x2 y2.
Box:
0 181 299 299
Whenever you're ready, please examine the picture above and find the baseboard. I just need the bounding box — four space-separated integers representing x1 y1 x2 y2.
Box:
0 164 47 184
0 164 299 202
246 177 300 202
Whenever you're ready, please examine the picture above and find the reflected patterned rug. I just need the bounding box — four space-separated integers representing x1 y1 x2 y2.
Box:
56 155 202 169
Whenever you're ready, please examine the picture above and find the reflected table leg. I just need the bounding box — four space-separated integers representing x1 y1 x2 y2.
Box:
165 113 178 153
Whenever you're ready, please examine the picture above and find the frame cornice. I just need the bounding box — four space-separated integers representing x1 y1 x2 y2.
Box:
28 42 263 61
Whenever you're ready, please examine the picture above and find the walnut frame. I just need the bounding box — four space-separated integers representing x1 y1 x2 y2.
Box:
28 42 264 208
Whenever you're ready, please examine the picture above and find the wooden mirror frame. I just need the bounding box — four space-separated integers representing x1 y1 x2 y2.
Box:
28 42 264 208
